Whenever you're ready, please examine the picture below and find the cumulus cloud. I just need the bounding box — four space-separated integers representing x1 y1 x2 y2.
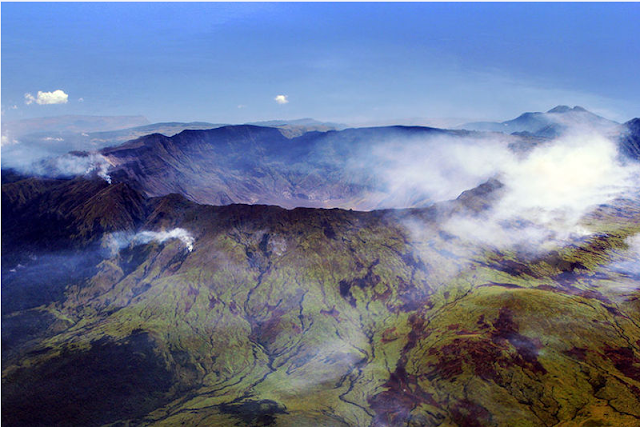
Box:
274 94 289 105
24 90 69 105
104 228 195 255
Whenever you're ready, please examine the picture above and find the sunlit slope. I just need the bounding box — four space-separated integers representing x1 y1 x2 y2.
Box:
3 176 640 426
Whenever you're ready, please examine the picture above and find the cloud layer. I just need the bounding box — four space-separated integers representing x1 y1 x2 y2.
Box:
24 90 69 105
358 129 640 251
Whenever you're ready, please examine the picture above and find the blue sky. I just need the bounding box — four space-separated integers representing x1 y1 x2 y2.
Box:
2 2 639 125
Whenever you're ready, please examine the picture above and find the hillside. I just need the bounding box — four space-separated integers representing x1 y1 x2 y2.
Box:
3 173 640 426
99 124 528 211
1 117 346 171
3 106 640 426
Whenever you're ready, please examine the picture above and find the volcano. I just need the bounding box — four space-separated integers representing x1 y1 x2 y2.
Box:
3 110 640 427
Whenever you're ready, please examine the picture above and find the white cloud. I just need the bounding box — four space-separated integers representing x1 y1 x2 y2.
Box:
357 126 640 252
274 94 289 105
24 90 69 105
78 97 84 102
498 133 630 222
1 135 20 147
362 135 512 205
441 132 639 251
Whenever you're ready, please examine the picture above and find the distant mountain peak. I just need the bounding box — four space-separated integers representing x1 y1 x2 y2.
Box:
458 105 616 136
547 105 588 114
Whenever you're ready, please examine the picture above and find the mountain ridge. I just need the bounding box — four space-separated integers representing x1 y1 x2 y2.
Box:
3 171 640 426
3 107 640 426
458 105 619 137
98 124 517 211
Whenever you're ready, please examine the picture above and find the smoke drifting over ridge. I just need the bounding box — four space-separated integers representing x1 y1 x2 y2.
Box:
4 151 114 183
353 133 513 205
104 228 195 255
607 233 640 289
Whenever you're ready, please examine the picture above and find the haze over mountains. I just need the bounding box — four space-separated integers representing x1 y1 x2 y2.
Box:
458 105 620 138
1 116 347 170
3 106 640 426
2 114 151 137
4 106 637 211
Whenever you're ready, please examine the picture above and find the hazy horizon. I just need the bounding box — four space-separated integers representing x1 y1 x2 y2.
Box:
2 3 639 125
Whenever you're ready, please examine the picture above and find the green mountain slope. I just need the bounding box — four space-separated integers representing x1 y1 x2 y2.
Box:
3 176 640 426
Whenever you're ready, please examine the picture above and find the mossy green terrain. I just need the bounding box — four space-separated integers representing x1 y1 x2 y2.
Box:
2 176 640 426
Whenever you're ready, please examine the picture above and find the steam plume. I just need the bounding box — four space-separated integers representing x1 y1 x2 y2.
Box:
104 228 195 255
6 153 113 184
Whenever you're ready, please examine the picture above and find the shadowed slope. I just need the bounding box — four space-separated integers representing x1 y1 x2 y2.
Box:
100 125 517 210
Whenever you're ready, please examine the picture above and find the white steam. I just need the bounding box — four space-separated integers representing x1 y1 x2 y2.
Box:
366 130 639 251
362 135 512 205
453 133 637 250
104 228 195 255
11 153 113 184
132 229 195 251
478 132 635 247
499 133 631 216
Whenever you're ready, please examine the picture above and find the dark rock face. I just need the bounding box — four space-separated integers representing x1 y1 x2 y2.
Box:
100 124 495 210
2 332 174 427
619 118 640 160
